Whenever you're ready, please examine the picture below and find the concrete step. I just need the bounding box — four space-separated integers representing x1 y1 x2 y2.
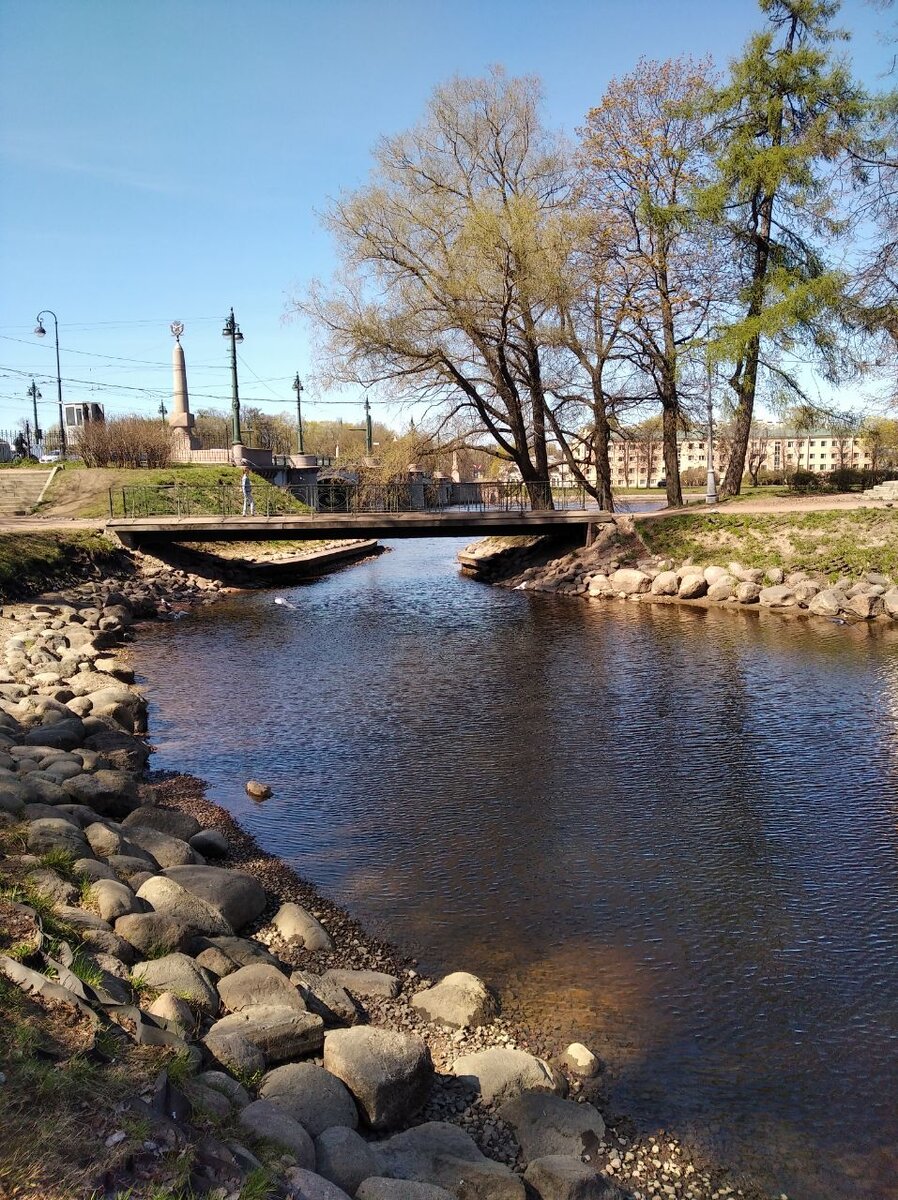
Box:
0 469 53 514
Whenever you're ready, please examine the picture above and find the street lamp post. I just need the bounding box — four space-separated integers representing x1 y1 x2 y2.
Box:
221 307 244 451
292 373 305 453
27 379 42 449
704 328 718 506
34 310 65 455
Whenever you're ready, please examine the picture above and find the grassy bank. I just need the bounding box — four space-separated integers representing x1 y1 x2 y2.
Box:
36 466 307 520
0 532 128 603
637 508 898 578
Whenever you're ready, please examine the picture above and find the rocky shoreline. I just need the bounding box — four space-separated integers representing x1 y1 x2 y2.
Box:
0 552 777 1200
460 520 898 628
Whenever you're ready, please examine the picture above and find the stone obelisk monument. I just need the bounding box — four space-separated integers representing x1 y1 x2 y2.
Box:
169 321 198 457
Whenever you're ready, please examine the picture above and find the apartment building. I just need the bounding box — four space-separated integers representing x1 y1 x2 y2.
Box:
548 429 874 489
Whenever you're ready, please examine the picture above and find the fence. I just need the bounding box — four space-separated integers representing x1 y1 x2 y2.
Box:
108 480 590 519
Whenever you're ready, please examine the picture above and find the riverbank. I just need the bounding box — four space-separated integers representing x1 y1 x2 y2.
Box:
0 555 778 1199
460 509 898 627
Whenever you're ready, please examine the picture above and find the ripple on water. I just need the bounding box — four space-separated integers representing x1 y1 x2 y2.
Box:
135 540 898 1200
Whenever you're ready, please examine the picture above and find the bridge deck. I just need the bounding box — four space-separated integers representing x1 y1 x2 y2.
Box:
107 509 611 544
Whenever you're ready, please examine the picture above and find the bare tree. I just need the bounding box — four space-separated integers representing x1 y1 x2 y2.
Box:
579 56 721 509
298 69 577 509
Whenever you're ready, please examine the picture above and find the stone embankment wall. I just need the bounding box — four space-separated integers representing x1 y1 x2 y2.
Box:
0 560 751 1199
462 522 898 625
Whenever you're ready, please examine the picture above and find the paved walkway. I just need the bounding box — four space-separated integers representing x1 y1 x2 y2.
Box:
633 492 890 521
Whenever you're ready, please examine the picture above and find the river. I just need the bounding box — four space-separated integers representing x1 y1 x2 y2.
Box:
133 538 898 1200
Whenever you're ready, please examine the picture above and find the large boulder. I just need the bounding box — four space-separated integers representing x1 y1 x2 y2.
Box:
280 1169 352 1200
706 575 736 602
808 588 845 618
315 1127 379 1195
21 717 86 751
192 934 281 974
291 970 361 1026
677 574 708 600
451 1047 563 1106
356 1182 455 1200
190 829 229 858
883 587 898 618
26 867 77 907
734 582 762 605
86 823 155 864
649 571 678 596
323 968 400 1000
410 972 498 1030
608 569 649 596
147 992 195 1035
218 963 304 1013
374 1122 525 1200
122 805 202 842
19 775 67 806
523 1156 622 1200
758 585 796 608
131 953 219 1013
847 592 884 620
115 911 193 956
26 818 91 859
0 781 25 816
63 770 140 818
135 877 232 938
207 1005 324 1064
272 902 333 951
83 728 150 773
260 1062 358 1136
203 1030 265 1078
238 1099 315 1168
324 1027 433 1131
497 1091 605 1161
154 866 266 931
121 824 196 868
89 879 144 922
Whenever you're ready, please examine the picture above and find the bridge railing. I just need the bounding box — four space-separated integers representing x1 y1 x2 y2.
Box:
108 480 590 518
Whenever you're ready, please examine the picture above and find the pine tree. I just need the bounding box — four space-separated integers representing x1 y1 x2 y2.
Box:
700 0 868 497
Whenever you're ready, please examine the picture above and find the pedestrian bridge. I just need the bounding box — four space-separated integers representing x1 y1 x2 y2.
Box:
107 509 610 546
105 480 611 546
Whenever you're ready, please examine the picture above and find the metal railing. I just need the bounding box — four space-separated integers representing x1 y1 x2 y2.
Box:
108 483 309 519
108 480 590 519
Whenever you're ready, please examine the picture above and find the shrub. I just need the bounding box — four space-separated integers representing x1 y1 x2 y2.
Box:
789 470 823 493
78 416 172 468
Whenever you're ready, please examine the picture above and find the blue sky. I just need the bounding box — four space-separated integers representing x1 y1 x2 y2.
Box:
0 0 891 436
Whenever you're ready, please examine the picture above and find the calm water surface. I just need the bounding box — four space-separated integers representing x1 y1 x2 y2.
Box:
134 539 898 1200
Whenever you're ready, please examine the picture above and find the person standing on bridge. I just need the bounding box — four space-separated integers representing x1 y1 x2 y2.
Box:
241 464 255 516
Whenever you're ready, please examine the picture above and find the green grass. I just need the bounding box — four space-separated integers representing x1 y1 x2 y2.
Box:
38 848 81 883
38 464 310 519
0 531 124 602
0 877 80 948
638 509 898 580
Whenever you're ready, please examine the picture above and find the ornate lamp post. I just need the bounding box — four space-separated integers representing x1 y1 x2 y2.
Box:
34 310 65 454
221 308 244 449
292 373 305 454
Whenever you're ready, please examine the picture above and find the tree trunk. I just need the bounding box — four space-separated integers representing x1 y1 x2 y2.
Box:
720 387 753 497
591 394 614 512
662 401 683 507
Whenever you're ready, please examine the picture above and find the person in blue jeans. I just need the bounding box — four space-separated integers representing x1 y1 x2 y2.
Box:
241 464 255 515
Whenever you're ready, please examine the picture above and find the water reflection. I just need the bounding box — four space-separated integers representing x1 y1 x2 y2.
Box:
134 540 898 1200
